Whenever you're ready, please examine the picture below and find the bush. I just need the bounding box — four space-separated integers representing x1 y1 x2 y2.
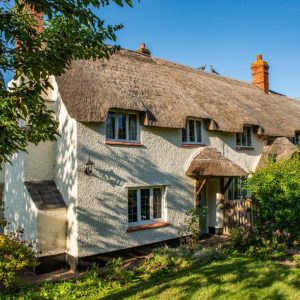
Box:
246 157 300 243
0 228 38 292
230 225 287 258
178 208 206 250
295 254 300 268
105 257 134 283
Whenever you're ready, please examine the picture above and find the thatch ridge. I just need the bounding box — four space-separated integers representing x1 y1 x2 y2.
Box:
56 49 300 137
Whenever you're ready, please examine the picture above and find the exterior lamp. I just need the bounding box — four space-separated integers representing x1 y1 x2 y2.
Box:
85 158 94 175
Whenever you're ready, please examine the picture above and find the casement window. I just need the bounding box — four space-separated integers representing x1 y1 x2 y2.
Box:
227 177 248 200
106 111 139 142
182 119 203 144
236 126 252 147
128 187 165 225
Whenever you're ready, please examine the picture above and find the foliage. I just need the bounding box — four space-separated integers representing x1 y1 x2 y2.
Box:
0 0 135 165
0 228 38 292
295 254 300 268
105 257 134 283
178 207 206 250
246 157 300 242
3 256 300 299
230 225 287 258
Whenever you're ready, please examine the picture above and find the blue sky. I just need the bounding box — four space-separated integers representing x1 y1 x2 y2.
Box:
101 0 300 98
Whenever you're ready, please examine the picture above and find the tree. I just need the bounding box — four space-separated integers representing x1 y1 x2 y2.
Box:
246 157 300 242
0 0 134 165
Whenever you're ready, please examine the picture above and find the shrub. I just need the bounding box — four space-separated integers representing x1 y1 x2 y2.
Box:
230 225 287 258
105 257 134 283
295 254 300 268
178 208 206 250
246 157 300 243
0 228 38 292
230 225 258 249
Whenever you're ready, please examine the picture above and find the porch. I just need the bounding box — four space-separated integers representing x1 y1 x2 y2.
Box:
186 147 250 235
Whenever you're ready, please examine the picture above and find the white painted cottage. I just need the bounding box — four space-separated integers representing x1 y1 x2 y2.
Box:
3 45 300 270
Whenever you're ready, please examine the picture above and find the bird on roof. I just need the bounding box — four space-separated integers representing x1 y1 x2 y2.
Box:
197 64 206 71
210 65 220 75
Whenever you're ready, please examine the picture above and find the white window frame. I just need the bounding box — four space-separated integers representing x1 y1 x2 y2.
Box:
236 126 252 148
127 186 166 226
182 118 204 144
105 110 140 143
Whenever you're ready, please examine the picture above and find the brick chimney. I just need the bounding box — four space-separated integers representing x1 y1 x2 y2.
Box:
136 43 151 56
251 54 269 94
24 3 44 33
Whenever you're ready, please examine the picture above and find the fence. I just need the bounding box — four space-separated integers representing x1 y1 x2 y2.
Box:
223 199 252 235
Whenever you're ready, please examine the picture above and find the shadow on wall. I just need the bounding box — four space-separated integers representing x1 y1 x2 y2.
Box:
76 142 193 254
4 153 38 244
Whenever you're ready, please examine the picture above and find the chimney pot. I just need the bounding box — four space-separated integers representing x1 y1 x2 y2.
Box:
251 54 269 94
136 43 151 56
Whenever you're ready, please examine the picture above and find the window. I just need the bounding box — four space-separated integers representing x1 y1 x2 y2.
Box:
227 177 248 200
288 134 300 146
236 126 252 147
128 187 165 225
106 111 139 142
182 119 203 144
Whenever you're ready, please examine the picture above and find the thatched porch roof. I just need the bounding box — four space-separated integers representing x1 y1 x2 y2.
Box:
256 137 299 169
56 49 300 137
186 147 248 178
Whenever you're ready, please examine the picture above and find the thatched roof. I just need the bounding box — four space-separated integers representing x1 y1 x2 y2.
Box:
56 49 300 136
186 147 248 178
256 137 299 169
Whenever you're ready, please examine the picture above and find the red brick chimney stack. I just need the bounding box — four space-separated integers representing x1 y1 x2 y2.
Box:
24 3 44 33
251 54 269 94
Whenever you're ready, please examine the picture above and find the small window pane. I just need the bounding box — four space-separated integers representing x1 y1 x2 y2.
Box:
246 127 251 146
128 190 137 223
153 188 162 219
196 121 202 143
106 112 115 139
129 114 137 140
141 189 150 221
182 127 187 143
189 120 195 142
242 129 247 146
236 133 241 146
118 113 127 140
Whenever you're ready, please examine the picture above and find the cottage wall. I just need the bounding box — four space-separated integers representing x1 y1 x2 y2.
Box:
4 152 39 245
54 92 78 258
76 122 264 257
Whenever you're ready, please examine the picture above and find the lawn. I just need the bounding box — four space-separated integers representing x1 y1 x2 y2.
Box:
8 255 300 300
101 257 300 300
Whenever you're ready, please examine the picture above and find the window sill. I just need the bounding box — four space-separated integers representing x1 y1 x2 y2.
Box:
182 143 206 148
235 146 254 151
105 141 144 147
127 221 169 232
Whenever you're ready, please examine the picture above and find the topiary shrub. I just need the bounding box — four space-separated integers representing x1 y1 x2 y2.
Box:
0 228 38 293
246 157 300 244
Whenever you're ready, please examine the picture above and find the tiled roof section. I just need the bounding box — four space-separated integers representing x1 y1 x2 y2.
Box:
25 181 66 210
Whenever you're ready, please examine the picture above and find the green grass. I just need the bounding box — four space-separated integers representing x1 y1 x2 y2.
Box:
100 257 300 300
5 256 300 300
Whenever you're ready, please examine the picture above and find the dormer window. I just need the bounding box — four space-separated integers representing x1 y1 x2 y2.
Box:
288 134 300 146
236 126 252 148
182 119 203 144
106 111 139 142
